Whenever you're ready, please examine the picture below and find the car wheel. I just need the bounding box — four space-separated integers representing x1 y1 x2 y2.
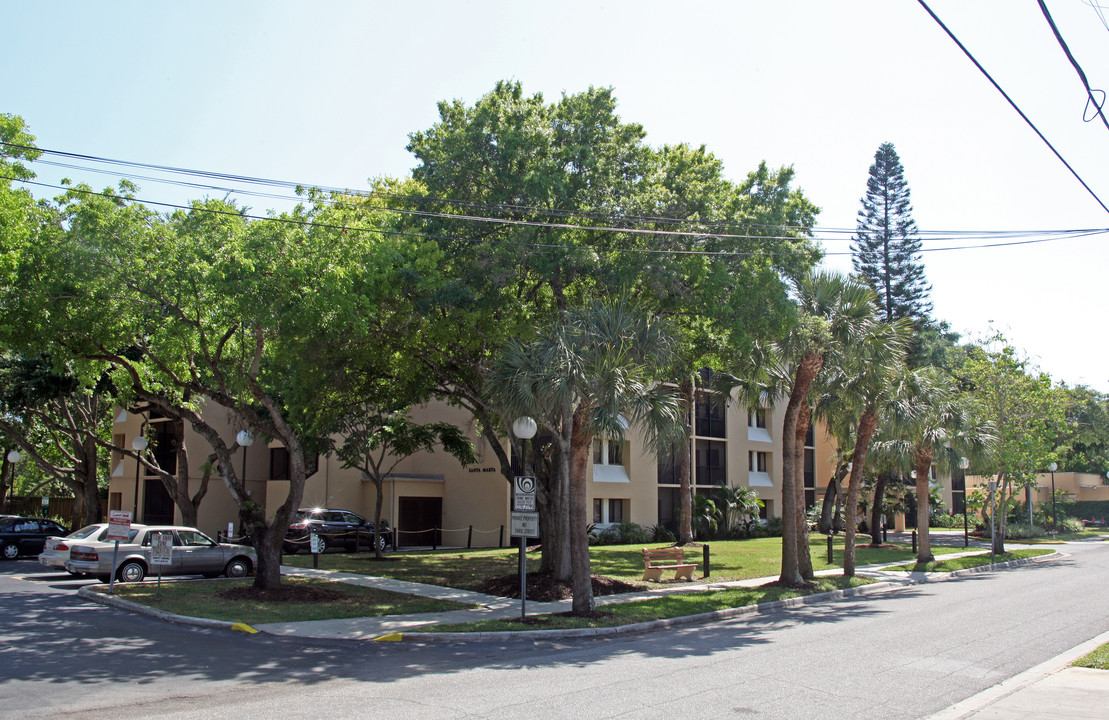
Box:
377 535 387 552
224 557 251 578
117 560 146 583
314 535 328 553
1 543 18 560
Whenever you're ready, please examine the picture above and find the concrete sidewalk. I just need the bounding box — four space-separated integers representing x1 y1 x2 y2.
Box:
925 629 1109 720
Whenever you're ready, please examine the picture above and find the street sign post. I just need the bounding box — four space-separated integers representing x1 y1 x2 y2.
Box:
511 510 539 620
150 530 173 594
106 510 132 595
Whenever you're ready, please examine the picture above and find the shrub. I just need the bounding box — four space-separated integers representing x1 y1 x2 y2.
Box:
931 513 961 528
650 523 676 544
592 521 652 546
1004 523 1047 540
1055 517 1085 534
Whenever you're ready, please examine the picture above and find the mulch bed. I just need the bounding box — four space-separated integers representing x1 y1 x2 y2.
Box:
474 571 642 602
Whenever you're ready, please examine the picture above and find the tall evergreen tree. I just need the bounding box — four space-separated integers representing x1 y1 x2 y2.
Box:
851 142 932 325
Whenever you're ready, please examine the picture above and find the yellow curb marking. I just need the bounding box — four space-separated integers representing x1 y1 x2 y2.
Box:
231 623 259 634
373 633 403 642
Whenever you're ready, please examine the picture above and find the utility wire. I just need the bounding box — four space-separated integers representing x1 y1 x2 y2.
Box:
20 178 1107 257
917 0 1109 216
14 144 1107 246
1038 0 1109 132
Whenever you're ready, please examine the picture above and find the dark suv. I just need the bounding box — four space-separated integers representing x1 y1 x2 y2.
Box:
282 508 390 554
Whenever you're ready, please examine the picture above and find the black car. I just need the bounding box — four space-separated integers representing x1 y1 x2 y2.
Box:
0 516 70 560
283 508 391 554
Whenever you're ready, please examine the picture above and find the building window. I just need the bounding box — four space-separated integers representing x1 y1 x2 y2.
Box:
657 441 681 485
749 451 768 473
593 438 623 466
696 439 726 485
748 408 767 429
695 392 726 438
592 498 626 525
270 447 289 480
147 420 181 475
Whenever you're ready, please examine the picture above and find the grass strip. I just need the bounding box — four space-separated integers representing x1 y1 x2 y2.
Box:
427 576 875 632
97 576 474 624
882 548 1053 573
1074 642 1109 670
281 536 962 589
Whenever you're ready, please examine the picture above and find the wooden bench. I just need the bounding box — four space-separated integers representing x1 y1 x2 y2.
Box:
642 547 696 582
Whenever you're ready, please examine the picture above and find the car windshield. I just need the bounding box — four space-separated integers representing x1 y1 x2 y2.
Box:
67 525 103 539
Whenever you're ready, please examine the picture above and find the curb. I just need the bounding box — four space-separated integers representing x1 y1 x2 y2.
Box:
72 550 1060 643
76 585 258 634
392 550 1062 643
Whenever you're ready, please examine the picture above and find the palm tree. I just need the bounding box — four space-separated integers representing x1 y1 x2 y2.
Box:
493 298 684 613
830 320 913 576
775 271 885 587
874 367 994 563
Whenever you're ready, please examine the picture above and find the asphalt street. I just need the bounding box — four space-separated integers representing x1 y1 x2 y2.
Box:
1 542 1107 719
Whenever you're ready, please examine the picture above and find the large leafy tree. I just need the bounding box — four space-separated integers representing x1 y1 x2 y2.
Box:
403 81 820 564
963 337 1066 553
851 142 931 326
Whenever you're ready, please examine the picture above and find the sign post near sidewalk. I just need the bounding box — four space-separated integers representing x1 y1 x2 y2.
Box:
512 476 539 621
106 510 131 595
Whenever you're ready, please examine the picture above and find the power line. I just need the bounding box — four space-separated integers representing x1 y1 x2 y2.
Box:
12 142 1106 247
916 0 1109 216
1038 0 1109 132
20 178 1107 257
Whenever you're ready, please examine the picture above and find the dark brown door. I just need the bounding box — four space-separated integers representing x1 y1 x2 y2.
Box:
143 479 174 525
397 497 442 548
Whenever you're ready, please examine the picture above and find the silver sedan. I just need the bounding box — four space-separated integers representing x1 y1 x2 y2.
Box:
65 525 255 583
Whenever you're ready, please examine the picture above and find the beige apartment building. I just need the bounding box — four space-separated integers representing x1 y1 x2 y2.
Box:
106 391 843 546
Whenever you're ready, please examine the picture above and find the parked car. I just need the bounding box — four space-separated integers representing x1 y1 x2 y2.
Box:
0 516 71 560
39 523 144 574
65 525 255 583
283 508 391 554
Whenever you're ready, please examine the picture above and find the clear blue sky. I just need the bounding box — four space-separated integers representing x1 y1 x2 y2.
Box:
5 0 1108 391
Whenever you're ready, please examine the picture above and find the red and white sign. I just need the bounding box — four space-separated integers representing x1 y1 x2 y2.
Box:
107 510 132 542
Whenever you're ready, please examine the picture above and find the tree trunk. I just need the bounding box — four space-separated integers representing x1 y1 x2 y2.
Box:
568 406 594 613
869 474 888 548
678 380 694 545
843 406 879 577
795 403 814 580
914 447 934 563
779 351 823 587
992 474 1007 554
820 472 833 532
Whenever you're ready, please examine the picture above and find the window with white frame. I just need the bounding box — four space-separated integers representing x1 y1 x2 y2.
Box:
749 451 768 473
748 408 767 429
593 438 624 466
592 498 626 525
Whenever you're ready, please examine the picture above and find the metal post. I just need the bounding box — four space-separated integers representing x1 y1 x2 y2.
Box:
468 525 473 549
520 535 527 621
827 534 834 564
989 481 997 565
912 529 917 554
499 525 504 548
432 529 438 551
1051 469 1057 529
963 501 969 548
703 544 710 578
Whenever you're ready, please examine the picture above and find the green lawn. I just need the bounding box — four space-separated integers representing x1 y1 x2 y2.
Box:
281 534 962 589
430 576 876 632
1074 642 1109 670
97 576 474 624
884 548 1053 572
